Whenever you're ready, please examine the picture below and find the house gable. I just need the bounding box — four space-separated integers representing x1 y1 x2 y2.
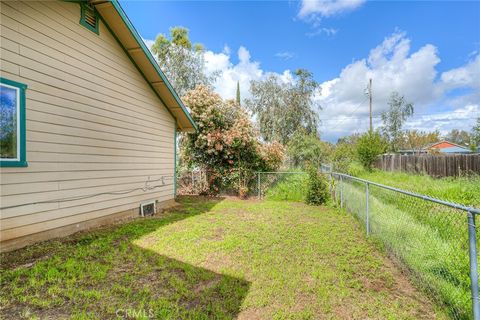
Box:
429 141 456 149
92 0 197 132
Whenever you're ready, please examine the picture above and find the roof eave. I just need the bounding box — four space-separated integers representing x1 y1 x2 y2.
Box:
92 0 197 132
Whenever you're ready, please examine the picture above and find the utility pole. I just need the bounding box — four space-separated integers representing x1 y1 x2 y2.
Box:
368 78 373 132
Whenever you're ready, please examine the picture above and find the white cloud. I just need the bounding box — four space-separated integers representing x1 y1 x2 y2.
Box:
298 1 361 41
441 54 480 90
204 46 294 101
275 51 296 60
140 40 294 101
142 38 155 53
306 27 338 38
404 104 479 134
319 105 479 142
144 33 479 143
204 46 264 100
318 31 441 112
316 31 480 142
298 0 366 18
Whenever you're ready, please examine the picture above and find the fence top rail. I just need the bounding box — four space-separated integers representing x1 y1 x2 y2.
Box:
330 171 480 215
256 171 307 174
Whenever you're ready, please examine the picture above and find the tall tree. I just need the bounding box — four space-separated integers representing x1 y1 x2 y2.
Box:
151 27 216 97
399 130 440 153
245 69 320 145
236 81 241 106
444 129 471 146
381 92 414 152
286 129 333 169
471 117 480 151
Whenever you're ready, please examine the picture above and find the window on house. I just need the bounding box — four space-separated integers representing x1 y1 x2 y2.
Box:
80 2 99 35
0 78 27 167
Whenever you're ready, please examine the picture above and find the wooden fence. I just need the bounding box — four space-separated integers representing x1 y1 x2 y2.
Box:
374 154 480 177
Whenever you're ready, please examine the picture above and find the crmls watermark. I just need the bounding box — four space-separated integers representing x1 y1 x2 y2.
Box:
115 308 154 319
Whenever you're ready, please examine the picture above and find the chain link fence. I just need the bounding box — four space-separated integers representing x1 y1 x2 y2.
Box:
327 170 480 320
256 172 307 201
176 169 259 197
176 169 308 199
176 169 208 195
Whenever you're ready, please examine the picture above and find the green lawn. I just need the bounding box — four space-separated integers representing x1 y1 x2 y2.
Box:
1 196 442 319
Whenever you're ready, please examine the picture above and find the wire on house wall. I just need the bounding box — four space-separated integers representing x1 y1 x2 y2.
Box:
0 175 175 210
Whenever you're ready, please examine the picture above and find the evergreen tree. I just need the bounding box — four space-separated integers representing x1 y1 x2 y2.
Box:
236 81 241 106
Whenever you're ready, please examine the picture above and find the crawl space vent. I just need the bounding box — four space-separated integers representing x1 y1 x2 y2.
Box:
140 201 156 217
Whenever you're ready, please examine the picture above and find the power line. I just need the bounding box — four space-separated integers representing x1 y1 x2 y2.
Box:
368 78 373 131
326 97 368 128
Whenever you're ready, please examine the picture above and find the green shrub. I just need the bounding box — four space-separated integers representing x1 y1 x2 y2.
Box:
346 161 365 177
332 134 359 173
356 131 387 171
305 167 329 205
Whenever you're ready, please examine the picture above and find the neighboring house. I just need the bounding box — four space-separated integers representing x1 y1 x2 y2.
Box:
0 0 197 251
424 141 472 154
396 141 473 155
396 149 427 155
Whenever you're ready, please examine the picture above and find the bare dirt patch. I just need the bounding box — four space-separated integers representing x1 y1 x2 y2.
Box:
237 307 271 320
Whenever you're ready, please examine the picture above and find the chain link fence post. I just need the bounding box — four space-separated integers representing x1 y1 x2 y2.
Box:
257 173 261 199
340 175 344 209
468 211 480 320
365 182 370 235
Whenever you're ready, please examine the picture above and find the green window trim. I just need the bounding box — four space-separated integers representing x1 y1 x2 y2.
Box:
0 77 28 167
80 2 99 35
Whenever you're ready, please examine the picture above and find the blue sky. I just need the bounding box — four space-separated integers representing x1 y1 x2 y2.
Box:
121 0 480 142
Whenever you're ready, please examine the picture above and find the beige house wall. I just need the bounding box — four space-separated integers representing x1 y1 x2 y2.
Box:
0 1 177 251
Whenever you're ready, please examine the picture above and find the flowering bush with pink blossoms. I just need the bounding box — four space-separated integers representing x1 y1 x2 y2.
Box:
180 85 284 195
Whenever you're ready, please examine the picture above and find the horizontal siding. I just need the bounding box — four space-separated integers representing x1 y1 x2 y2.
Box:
1 168 174 185
1 191 174 241
2 174 173 197
0 1 177 243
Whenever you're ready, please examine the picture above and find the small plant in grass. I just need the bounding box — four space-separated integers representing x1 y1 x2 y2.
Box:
305 166 329 205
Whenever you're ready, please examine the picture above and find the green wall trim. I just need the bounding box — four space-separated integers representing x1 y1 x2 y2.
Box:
174 125 178 198
109 0 198 132
0 77 28 168
79 2 99 35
